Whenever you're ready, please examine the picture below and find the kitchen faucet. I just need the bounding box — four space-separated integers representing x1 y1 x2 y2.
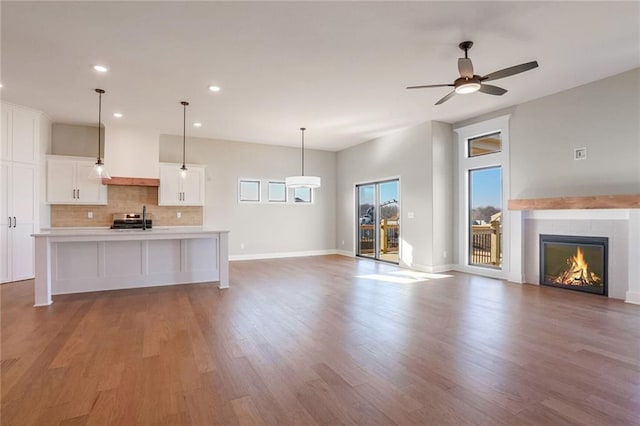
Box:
142 205 147 231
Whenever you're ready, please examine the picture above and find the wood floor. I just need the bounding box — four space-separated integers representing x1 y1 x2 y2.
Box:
2 255 639 425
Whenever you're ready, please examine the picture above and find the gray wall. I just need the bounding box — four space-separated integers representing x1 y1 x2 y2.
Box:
160 135 336 257
455 68 640 198
51 123 104 157
336 121 453 271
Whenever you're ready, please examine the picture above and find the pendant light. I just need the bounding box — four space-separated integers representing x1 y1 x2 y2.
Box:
285 127 321 188
88 88 111 180
180 101 189 179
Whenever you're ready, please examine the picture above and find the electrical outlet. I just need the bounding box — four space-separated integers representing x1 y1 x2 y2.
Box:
407 212 415 219
341 240 345 245
87 211 93 219
574 147 587 160
177 212 181 218
443 251 447 258
240 243 245 249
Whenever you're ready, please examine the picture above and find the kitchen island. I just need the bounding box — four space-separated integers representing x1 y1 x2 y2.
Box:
31 227 229 306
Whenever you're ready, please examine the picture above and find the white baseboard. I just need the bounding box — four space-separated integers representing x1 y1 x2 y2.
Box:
229 249 338 261
335 250 353 257
625 291 640 305
451 264 509 281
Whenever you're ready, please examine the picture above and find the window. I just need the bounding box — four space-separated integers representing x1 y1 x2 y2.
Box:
468 132 501 157
238 179 260 202
455 115 510 279
268 181 287 202
468 166 502 268
293 187 312 203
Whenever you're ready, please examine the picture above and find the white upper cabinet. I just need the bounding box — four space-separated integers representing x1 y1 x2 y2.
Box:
46 156 108 205
158 163 205 206
1 103 40 164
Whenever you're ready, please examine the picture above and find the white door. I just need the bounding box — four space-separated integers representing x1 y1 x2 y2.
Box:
47 159 76 203
0 107 11 161
10 164 36 280
0 162 9 282
11 107 38 164
11 223 33 281
76 162 106 204
159 166 182 205
182 168 204 205
12 164 36 224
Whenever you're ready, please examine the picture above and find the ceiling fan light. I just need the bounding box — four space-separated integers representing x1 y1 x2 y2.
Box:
285 175 321 189
455 82 481 94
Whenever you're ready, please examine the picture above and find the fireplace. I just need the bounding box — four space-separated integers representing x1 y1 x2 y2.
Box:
539 234 608 296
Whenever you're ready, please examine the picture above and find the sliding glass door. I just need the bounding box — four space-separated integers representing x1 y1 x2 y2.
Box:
356 179 399 263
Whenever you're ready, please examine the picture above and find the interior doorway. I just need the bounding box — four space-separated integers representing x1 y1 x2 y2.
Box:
356 179 400 263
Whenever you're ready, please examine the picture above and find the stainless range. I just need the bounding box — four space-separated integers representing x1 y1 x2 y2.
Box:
110 212 152 230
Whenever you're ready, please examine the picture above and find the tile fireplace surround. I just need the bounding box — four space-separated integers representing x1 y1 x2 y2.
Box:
508 195 640 304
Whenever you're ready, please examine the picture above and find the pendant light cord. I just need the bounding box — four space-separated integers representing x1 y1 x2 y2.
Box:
95 88 105 164
183 104 186 168
181 101 189 170
300 127 306 176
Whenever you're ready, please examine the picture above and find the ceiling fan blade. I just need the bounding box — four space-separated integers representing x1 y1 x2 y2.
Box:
479 84 508 96
458 58 474 78
481 61 539 82
406 84 453 90
435 90 456 105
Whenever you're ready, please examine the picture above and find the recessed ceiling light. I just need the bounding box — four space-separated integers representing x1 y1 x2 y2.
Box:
113 112 123 118
93 65 108 73
193 122 202 128
208 85 221 92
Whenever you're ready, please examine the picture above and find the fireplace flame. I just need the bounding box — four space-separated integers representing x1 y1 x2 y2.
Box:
553 247 601 286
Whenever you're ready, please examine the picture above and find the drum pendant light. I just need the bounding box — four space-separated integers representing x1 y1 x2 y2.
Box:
88 88 111 180
180 101 189 179
285 128 321 188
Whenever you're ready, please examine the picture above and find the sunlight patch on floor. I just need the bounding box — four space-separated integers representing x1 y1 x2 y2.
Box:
356 270 453 284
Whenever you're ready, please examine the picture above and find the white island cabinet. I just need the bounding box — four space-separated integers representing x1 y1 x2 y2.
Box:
31 228 229 306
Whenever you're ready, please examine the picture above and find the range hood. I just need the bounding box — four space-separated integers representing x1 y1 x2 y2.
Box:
102 177 160 187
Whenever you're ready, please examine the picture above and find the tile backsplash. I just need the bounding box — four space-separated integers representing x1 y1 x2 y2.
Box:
50 185 202 227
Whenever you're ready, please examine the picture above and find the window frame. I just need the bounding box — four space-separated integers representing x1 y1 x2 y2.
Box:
454 115 511 280
267 180 288 203
291 187 313 204
238 178 261 203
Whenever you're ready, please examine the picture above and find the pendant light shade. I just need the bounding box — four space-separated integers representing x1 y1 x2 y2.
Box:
285 127 321 189
180 101 189 179
89 89 111 180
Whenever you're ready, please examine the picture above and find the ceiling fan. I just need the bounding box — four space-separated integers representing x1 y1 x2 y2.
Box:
407 41 539 105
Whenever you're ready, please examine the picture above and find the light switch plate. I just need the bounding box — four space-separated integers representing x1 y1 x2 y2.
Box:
87 211 93 219
574 147 587 160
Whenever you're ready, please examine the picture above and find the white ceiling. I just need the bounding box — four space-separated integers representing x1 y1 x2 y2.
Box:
2 1 639 151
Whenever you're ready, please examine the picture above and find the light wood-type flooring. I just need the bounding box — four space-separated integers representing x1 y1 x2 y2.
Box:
2 255 639 425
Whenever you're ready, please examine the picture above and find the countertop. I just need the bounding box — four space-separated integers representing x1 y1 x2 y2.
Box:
32 227 229 239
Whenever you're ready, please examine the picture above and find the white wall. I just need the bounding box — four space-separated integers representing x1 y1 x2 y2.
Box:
454 68 640 199
335 121 453 271
51 123 104 158
159 135 336 257
104 125 160 178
